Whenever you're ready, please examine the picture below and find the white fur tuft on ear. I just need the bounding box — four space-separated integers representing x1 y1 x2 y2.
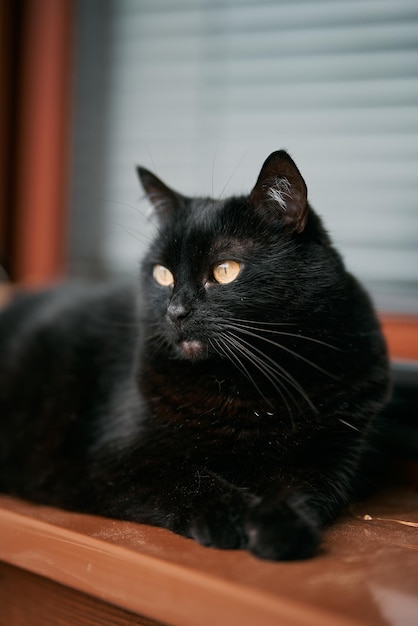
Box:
249 151 308 233
267 177 292 212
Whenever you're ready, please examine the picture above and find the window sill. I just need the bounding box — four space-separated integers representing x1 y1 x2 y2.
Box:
380 315 418 362
1 491 418 626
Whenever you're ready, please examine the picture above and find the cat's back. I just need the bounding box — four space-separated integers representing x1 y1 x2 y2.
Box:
0 282 140 368
0 282 141 429
0 282 142 497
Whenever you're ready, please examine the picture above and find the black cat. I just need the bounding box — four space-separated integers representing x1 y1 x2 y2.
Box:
0 151 390 560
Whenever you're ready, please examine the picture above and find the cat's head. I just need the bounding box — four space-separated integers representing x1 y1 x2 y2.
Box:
138 151 340 363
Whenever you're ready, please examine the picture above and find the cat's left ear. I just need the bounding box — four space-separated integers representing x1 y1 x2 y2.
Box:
137 166 184 221
249 150 308 233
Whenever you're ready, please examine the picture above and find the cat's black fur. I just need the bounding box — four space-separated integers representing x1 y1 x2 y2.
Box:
0 151 390 560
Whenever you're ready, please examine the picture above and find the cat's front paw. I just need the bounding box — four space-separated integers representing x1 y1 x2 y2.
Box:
245 492 321 561
189 490 251 550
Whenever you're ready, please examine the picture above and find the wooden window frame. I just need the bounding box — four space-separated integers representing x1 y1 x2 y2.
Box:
0 0 73 285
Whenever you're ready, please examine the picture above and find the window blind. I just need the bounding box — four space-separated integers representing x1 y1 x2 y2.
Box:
70 0 418 312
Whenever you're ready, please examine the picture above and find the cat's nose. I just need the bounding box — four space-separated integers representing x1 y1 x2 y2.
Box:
167 302 191 325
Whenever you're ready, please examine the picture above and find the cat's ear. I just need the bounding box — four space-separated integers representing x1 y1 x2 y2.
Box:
137 166 184 221
249 150 308 233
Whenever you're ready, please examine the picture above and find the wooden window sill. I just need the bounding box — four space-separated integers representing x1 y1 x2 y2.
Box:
380 315 418 363
1 491 418 626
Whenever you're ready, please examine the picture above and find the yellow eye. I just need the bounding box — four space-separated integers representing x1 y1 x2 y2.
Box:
213 260 241 285
153 264 174 287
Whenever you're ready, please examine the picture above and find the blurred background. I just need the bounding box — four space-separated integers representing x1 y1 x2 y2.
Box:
1 0 417 316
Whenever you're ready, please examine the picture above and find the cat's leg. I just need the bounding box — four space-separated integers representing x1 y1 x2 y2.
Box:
244 478 341 560
97 463 349 560
186 471 257 550
244 445 366 560
84 458 256 551
86 432 367 560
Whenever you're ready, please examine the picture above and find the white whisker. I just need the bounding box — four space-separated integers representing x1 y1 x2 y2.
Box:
217 153 247 200
223 333 295 423
225 322 338 380
211 336 271 406
226 330 316 414
229 317 296 327
227 319 341 351
338 418 360 432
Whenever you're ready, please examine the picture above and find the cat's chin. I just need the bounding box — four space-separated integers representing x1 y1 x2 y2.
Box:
177 340 207 361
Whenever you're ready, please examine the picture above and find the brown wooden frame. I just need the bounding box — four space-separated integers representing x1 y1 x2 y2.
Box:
0 0 73 285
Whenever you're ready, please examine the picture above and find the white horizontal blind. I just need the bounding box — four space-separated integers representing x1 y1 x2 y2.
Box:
71 0 418 312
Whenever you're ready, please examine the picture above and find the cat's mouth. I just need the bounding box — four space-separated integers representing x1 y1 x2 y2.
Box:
177 340 207 361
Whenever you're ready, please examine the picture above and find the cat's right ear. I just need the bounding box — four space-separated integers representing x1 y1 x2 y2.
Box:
137 167 184 221
249 151 308 233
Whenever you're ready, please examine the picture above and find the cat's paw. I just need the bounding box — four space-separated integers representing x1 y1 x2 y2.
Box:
189 490 251 550
245 492 321 561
